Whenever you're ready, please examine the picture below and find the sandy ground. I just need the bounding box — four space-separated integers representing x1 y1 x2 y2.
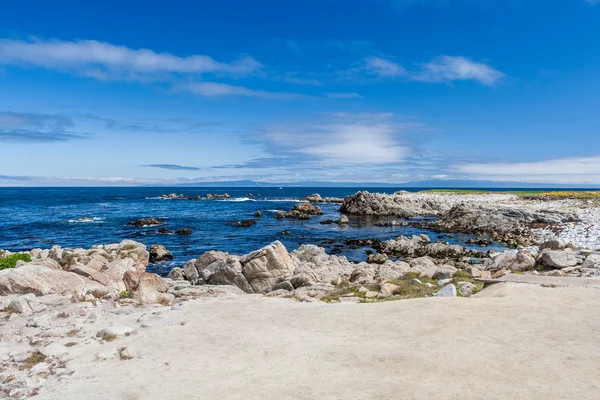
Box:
40 283 600 400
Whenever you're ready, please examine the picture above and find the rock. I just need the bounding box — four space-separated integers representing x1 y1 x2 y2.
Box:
209 258 254 293
582 254 600 269
539 239 570 252
539 250 578 269
432 266 457 280
336 215 349 225
174 285 246 298
70 264 111 286
128 218 164 227
411 278 422 285
289 273 313 288
123 271 173 305
434 284 457 297
7 296 34 315
149 244 173 263
264 289 292 298
188 251 230 284
319 219 334 225
380 283 399 297
230 219 258 228
367 253 388 264
272 280 294 292
468 267 483 278
437 278 452 287
167 267 185 281
485 250 535 271
0 264 106 296
458 282 476 297
157 228 173 234
240 241 296 293
340 191 441 217
253 211 263 217
96 326 135 339
175 228 193 236
277 203 323 220
365 291 378 299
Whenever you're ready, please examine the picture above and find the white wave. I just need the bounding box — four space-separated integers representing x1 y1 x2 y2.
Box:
265 209 283 213
68 217 105 223
144 196 164 200
219 197 257 202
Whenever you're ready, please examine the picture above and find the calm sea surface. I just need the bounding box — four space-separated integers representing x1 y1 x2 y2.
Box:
0 187 507 275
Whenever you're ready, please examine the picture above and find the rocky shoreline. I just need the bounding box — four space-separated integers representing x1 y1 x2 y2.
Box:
2 190 600 398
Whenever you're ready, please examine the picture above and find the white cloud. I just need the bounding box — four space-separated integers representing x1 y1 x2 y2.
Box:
455 155 600 183
414 56 504 85
182 82 308 99
324 92 363 99
364 56 406 77
0 38 261 80
586 0 599 4
255 113 423 165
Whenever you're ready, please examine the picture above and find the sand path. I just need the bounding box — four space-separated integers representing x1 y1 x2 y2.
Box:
42 283 600 400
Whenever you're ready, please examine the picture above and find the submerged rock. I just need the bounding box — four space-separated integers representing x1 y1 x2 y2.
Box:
128 218 164 227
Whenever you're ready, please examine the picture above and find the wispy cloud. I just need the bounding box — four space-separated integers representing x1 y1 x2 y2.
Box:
364 56 407 77
342 54 504 85
0 111 85 143
324 92 363 99
0 37 262 81
454 155 600 183
181 82 310 99
244 113 426 166
414 56 505 85
141 164 202 171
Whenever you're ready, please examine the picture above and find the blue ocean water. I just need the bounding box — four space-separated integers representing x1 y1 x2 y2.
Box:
0 187 504 275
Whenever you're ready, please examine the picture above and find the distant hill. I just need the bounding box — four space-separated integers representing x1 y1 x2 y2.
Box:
172 179 599 189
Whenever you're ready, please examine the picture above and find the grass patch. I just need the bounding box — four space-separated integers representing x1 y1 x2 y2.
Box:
321 283 379 302
119 290 133 299
0 253 32 270
20 351 47 370
101 332 117 342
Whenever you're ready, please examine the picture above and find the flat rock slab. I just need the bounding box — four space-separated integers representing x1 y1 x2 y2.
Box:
476 274 600 288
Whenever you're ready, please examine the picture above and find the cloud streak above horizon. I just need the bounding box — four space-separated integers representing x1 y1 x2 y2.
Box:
0 37 262 81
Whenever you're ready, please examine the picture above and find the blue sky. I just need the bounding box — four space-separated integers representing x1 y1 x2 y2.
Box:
1 0 599 186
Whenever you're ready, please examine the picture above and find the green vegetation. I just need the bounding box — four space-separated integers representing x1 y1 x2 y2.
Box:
119 290 133 299
20 351 47 370
0 253 32 270
100 332 117 342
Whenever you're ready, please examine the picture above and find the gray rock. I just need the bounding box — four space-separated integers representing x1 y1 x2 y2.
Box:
167 267 185 281
458 282 476 297
367 253 388 264
485 250 535 272
240 241 297 293
539 250 578 269
272 280 294 292
434 284 457 297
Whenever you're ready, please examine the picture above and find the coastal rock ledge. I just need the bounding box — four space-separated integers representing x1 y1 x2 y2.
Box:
0 240 173 305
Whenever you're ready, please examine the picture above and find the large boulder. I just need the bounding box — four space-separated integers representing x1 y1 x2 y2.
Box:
240 241 296 293
123 271 173 305
485 250 535 271
539 250 578 269
340 191 442 217
291 245 356 284
208 257 254 293
0 264 106 296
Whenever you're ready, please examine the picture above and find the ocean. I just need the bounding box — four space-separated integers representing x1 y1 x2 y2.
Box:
0 187 505 275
